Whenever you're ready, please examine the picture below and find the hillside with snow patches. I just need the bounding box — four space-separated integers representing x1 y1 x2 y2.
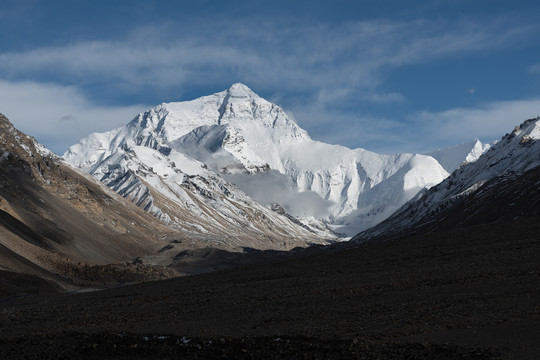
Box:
353 116 540 240
64 83 488 237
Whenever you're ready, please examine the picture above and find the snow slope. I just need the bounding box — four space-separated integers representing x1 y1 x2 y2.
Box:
63 100 333 248
354 116 540 240
65 83 450 236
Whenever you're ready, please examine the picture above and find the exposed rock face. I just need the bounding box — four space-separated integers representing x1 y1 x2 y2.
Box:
0 114 182 288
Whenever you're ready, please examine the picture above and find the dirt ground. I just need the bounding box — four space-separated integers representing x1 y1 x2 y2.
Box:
0 215 539 359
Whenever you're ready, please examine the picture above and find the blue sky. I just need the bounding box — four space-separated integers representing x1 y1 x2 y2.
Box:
1 0 540 154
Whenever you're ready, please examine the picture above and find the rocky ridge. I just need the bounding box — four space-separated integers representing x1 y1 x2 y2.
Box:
354 116 540 241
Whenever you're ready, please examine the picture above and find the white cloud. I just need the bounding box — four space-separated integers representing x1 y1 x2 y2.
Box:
0 80 148 154
529 63 540 73
0 0 38 19
0 17 536 155
361 92 405 104
412 99 540 151
292 97 540 154
225 171 334 218
0 18 529 96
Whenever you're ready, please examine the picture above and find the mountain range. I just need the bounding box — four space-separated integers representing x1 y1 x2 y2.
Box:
0 107 328 290
64 83 489 237
2 83 538 290
1 84 539 359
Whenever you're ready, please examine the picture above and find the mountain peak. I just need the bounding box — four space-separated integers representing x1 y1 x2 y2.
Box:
0 113 41 158
227 83 257 98
425 138 491 174
64 85 451 237
518 116 540 141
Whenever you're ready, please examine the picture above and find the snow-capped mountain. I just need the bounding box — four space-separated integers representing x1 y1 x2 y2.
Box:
64 83 450 236
0 112 330 290
63 87 334 247
353 116 540 241
425 138 491 173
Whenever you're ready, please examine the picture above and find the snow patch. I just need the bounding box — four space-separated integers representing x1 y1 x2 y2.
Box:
0 150 9 162
528 120 540 140
452 180 487 198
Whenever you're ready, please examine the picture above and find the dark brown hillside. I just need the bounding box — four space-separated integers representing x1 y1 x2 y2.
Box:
354 117 540 243
356 166 540 243
0 113 332 291
1 114 539 359
0 114 179 288
1 214 538 359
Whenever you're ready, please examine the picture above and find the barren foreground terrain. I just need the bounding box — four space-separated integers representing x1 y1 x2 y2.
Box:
0 215 539 359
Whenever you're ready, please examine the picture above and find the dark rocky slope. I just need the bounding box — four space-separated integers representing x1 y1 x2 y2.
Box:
1 213 538 359
1 114 539 359
354 165 540 242
0 114 179 289
354 117 540 242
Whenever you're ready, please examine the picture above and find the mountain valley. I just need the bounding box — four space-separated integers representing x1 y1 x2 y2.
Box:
0 112 328 293
0 86 539 359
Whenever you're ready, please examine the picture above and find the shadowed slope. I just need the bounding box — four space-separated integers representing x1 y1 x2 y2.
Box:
0 114 180 289
354 117 540 242
0 214 538 359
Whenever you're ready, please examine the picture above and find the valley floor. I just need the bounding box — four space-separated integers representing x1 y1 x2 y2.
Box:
0 216 539 359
